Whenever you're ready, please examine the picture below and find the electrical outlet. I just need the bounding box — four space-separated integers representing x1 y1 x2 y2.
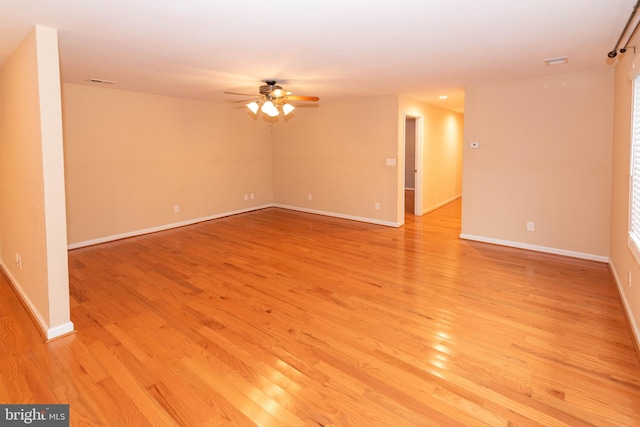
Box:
308 194 313 201
629 270 632 288
526 221 535 231
174 205 180 213
15 253 22 271
375 202 380 210
250 193 255 200
244 194 248 201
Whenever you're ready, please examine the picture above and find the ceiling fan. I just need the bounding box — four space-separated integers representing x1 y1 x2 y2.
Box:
225 80 319 117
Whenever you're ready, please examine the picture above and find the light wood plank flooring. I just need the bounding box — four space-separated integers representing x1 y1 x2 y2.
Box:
2 199 640 426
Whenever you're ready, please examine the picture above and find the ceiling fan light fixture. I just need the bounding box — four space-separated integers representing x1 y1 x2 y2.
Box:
282 103 295 116
261 101 279 117
246 101 259 114
225 81 319 120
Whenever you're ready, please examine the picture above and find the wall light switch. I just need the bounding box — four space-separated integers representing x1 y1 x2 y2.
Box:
470 142 480 149
386 158 397 166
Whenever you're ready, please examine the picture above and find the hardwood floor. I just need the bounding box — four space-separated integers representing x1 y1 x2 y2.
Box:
2 199 640 426
405 189 415 214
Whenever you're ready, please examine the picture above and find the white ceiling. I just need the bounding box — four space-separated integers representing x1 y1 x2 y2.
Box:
0 0 635 113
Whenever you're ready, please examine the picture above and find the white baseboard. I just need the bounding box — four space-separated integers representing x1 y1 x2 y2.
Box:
45 322 75 341
421 194 461 216
0 264 75 341
273 204 402 228
68 204 274 249
608 260 640 354
459 233 610 263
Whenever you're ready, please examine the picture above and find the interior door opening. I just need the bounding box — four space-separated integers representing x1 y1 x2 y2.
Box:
404 115 422 218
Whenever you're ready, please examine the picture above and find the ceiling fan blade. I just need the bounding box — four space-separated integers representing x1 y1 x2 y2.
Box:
224 91 257 96
232 99 257 103
284 95 320 102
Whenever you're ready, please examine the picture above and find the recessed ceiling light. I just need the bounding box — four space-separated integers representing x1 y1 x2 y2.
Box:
438 95 448 99
88 78 117 84
544 56 568 66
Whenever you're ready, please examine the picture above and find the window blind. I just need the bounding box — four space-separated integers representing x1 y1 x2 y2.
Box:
630 74 640 254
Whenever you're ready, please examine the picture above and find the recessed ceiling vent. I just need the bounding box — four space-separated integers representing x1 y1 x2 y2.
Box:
544 56 568 66
88 78 117 84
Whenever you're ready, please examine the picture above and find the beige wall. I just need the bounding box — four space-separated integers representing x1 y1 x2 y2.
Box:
399 97 464 216
63 84 273 246
272 96 401 225
63 90 464 243
271 95 463 226
461 69 614 260
610 38 640 346
0 26 73 339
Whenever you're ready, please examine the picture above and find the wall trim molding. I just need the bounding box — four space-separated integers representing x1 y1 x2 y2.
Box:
459 233 610 263
421 194 461 216
67 204 274 249
608 260 640 360
45 322 75 341
273 204 402 228
0 264 75 341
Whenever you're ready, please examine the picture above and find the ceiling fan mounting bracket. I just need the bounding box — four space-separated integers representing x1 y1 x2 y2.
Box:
259 80 283 96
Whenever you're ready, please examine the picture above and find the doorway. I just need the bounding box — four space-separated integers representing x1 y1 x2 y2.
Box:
404 115 422 218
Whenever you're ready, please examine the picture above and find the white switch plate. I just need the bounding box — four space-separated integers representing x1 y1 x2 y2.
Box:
470 142 480 149
386 158 397 166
